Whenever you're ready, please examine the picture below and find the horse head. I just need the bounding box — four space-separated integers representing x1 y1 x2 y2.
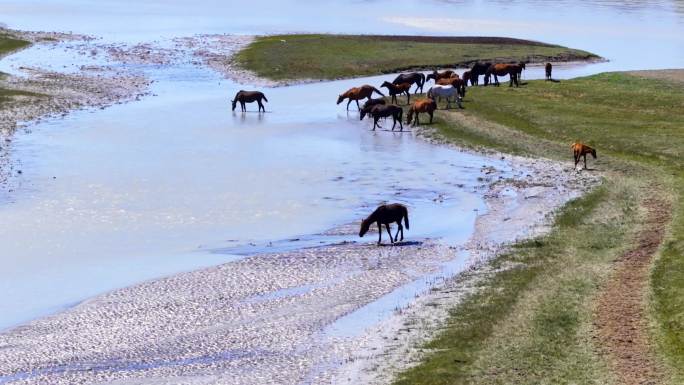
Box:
336 94 345 105
359 105 372 120
380 81 391 89
359 218 372 237
231 99 237 111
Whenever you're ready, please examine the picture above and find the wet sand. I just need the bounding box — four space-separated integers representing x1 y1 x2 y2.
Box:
0 149 598 384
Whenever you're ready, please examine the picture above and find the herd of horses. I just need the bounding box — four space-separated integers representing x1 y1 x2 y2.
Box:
230 61 602 245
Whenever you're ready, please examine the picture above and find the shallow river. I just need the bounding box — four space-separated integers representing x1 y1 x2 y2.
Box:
0 0 682 331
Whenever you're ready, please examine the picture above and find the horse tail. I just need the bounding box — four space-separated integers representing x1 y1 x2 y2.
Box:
373 87 385 97
262 94 268 102
403 207 409 230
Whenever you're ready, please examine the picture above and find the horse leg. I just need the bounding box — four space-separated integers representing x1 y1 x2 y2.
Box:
258 100 265 112
373 116 381 130
241 101 246 112
377 222 382 245
385 224 394 244
398 113 404 131
391 115 396 131
584 154 588 169
429 111 434 124
346 99 352 111
356 99 360 110
394 222 402 242
406 91 410 105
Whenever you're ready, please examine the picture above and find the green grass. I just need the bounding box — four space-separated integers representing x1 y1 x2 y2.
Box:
234 34 598 81
390 72 684 384
0 32 30 58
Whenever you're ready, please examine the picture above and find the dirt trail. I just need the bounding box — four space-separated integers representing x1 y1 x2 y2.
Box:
595 195 671 385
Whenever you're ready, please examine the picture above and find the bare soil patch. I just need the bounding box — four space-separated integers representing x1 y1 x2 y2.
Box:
595 195 672 385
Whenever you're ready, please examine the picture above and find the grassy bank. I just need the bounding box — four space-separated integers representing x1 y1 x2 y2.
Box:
391 71 684 384
234 34 598 81
0 32 34 108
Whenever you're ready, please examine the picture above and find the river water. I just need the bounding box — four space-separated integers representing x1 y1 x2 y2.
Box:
0 0 682 331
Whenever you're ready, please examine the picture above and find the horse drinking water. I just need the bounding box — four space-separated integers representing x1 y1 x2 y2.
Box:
231 90 268 112
359 203 410 245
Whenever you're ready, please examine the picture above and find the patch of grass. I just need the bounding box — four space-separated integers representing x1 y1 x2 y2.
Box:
0 32 30 58
391 72 684 384
235 34 597 81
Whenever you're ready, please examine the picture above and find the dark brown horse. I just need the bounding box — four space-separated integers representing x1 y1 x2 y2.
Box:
337 85 384 110
406 98 437 126
571 142 597 169
231 90 268 112
359 98 386 119
392 72 426 94
381 81 411 104
485 62 526 87
462 70 472 86
359 203 410 245
360 104 404 131
545 62 553 81
469 62 492 86
426 70 455 84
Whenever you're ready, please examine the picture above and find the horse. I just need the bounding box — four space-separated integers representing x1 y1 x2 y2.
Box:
406 98 437 126
231 90 268 112
427 85 463 109
337 85 384 110
381 81 411 104
360 104 404 131
545 63 553 81
469 62 492 86
392 72 426 94
571 142 597 169
359 203 410 245
359 98 386 120
462 70 472 86
436 76 466 97
426 70 455 84
485 62 526 87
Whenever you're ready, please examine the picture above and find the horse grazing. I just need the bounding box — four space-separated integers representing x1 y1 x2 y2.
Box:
381 81 411 104
337 85 384 110
359 203 410 245
571 142 597 169
406 98 437 126
426 70 456 84
392 72 426 94
485 62 526 87
462 70 472 86
231 90 268 112
427 85 463 109
436 76 466 97
360 104 404 131
469 62 492 86
545 63 553 81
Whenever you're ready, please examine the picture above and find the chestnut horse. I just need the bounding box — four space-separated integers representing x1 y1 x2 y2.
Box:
469 62 492 86
485 62 526 87
337 85 384 110
360 104 404 131
392 72 426 94
231 90 268 112
406 98 437 126
359 203 410 245
436 76 466 97
545 63 553 81
426 70 455 84
381 81 411 104
571 142 597 169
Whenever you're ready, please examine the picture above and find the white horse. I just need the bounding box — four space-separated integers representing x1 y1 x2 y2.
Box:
426 85 463 109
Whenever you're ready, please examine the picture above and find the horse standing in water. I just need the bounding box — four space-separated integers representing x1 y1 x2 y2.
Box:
545 63 553 81
406 98 437 126
337 85 385 110
381 81 412 104
392 72 426 94
469 62 492 86
571 142 597 169
360 104 404 131
359 203 410 245
231 90 268 112
485 62 526 87
359 98 386 119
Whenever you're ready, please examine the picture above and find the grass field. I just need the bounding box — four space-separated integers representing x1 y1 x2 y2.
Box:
391 72 684 384
234 34 598 81
0 32 34 109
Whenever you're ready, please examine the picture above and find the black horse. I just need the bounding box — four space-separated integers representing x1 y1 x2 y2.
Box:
468 62 492 86
359 203 410 245
360 104 403 131
392 72 426 94
231 90 268 112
